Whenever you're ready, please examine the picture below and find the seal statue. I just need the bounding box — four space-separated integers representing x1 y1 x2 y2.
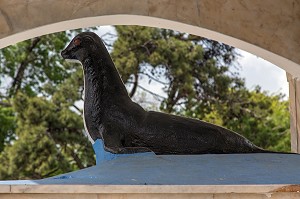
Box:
61 32 286 155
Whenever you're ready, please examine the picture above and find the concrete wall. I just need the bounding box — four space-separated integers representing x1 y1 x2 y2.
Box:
0 0 300 77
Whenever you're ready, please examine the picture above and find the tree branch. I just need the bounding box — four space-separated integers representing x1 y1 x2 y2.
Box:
114 40 154 59
68 147 84 169
137 85 165 100
141 40 153 55
9 37 41 97
101 39 114 48
42 167 59 178
129 73 138 98
72 104 82 115
138 72 169 85
100 32 117 39
164 83 181 113
0 101 12 107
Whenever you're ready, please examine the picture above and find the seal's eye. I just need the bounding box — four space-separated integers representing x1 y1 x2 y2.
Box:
73 38 81 46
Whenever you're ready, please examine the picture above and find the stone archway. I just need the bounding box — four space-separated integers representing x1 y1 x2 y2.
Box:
0 0 300 151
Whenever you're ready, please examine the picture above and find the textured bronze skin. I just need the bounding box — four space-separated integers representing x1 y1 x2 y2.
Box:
61 32 280 155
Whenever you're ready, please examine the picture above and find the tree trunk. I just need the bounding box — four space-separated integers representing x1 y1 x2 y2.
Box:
129 73 138 98
9 37 41 97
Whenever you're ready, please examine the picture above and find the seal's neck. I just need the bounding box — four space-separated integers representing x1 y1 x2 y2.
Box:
82 51 130 141
83 55 128 98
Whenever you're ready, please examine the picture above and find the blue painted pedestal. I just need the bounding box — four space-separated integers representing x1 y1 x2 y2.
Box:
0 139 300 185
92 139 154 165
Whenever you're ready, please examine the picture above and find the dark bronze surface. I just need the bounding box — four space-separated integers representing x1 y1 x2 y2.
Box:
61 32 283 155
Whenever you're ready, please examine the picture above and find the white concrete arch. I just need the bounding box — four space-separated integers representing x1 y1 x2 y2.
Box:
1 15 299 78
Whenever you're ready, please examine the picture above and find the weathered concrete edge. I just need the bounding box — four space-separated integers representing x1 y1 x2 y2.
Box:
0 184 299 194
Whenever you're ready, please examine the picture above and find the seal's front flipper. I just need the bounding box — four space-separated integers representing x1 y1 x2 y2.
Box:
93 139 155 165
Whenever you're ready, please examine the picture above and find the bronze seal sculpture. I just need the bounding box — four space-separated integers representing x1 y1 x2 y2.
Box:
61 32 285 155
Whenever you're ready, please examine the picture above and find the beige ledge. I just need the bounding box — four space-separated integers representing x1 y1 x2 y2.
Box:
0 184 298 194
1 184 300 199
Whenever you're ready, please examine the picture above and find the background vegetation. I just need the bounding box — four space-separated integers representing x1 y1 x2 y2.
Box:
0 26 290 180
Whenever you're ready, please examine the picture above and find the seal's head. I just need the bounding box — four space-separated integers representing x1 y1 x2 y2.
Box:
61 32 103 64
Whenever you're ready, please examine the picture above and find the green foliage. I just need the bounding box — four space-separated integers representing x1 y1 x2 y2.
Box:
112 26 242 114
231 88 290 152
0 33 70 97
0 30 94 180
187 87 290 152
0 105 15 152
0 86 94 180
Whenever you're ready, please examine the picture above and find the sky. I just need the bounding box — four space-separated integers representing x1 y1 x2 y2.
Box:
237 50 289 98
96 26 289 100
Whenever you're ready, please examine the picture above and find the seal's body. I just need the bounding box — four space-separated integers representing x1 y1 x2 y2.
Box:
61 32 276 154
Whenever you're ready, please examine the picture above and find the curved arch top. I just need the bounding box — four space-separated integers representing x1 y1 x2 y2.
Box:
0 0 300 77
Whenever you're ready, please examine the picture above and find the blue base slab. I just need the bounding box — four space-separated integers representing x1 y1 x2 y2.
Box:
1 153 300 185
92 139 154 165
